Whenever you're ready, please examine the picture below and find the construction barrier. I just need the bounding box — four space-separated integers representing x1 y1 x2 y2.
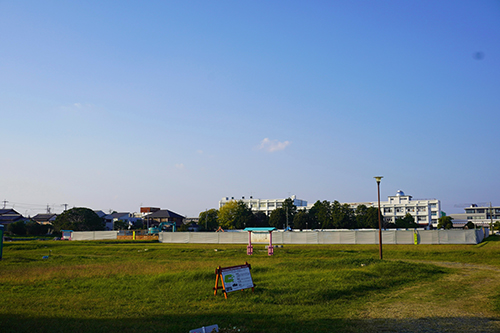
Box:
158 229 488 245
67 229 488 245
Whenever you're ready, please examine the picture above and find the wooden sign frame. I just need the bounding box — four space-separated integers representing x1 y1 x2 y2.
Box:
213 262 255 299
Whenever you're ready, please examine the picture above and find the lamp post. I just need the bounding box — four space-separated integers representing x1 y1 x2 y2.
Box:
374 176 383 260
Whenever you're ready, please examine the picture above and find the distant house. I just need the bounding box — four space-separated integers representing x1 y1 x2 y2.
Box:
104 212 142 230
145 209 185 229
32 213 57 225
0 209 24 226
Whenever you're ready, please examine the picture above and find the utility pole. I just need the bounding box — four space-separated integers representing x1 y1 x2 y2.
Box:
489 202 494 235
2 200 8 209
62 204 68 212
46 204 51 214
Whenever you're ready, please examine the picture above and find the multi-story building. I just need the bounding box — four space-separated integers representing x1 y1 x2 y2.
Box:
219 191 442 228
449 204 500 228
349 190 442 228
219 195 308 216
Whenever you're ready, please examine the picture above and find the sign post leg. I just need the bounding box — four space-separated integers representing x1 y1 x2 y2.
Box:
247 231 253 255
268 231 274 256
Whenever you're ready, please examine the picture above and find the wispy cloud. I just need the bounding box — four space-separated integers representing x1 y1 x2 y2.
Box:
59 103 98 114
258 138 291 152
175 163 185 170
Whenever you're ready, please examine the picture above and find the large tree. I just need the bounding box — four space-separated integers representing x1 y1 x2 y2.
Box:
53 208 105 232
437 216 454 229
198 208 219 231
249 211 269 227
282 198 297 229
331 201 356 229
218 200 253 229
293 210 312 230
269 207 286 229
309 200 331 229
395 213 418 229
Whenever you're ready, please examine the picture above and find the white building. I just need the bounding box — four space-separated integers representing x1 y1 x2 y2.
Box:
449 204 500 228
349 190 442 228
219 195 308 216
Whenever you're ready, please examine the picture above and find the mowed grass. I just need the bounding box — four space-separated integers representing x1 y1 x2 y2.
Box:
2 237 500 332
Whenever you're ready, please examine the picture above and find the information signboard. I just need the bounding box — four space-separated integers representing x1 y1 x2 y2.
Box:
214 262 254 299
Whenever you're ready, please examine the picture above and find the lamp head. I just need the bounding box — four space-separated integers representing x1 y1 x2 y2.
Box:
374 176 383 183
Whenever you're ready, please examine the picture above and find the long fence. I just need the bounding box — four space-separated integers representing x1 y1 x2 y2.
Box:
159 229 488 245
69 229 488 244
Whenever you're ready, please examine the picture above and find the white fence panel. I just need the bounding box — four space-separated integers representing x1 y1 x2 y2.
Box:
396 230 414 244
96 231 119 240
160 232 190 243
355 230 377 244
338 231 356 244
419 231 438 244
305 231 319 244
189 233 219 243
219 232 247 244
381 230 396 244
273 232 284 244
319 231 340 244
71 231 95 241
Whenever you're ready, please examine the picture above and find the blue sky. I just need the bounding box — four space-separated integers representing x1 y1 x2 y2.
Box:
1 1 499 217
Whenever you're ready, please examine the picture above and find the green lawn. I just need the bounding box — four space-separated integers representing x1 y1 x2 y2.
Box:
1 238 500 332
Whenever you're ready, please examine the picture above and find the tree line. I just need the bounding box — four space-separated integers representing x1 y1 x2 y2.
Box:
198 198 388 231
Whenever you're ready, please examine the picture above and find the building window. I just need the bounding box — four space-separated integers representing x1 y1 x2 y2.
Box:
276 203 283 208
477 209 485 214
431 211 437 216
417 207 426 212
465 209 475 214
268 202 275 207
384 208 392 213
417 216 426 221
430 203 437 208
395 207 403 213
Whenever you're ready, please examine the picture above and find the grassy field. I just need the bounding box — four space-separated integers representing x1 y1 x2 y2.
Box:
2 237 500 332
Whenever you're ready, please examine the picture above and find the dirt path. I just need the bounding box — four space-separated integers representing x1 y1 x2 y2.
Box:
353 260 500 332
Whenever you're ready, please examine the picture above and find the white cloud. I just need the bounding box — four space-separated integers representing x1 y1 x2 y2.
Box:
258 138 291 152
60 103 97 113
175 163 185 170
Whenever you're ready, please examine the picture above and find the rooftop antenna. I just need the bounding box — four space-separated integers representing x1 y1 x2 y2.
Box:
61 204 68 211
2 200 8 209
46 204 51 214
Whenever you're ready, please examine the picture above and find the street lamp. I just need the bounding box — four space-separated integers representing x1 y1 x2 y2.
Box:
374 176 383 260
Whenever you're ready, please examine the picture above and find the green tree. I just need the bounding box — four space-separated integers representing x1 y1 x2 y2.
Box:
395 213 418 229
218 200 238 229
309 200 331 229
53 208 105 232
282 198 297 229
437 215 454 229
235 200 254 229
293 210 312 230
269 208 286 229
249 211 269 227
356 205 383 229
493 221 500 231
198 208 219 231
217 200 253 229
7 220 26 235
464 221 476 229
331 201 356 229
113 220 128 230
25 221 50 235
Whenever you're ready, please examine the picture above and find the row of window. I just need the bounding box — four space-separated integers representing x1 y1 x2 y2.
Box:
465 208 500 214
